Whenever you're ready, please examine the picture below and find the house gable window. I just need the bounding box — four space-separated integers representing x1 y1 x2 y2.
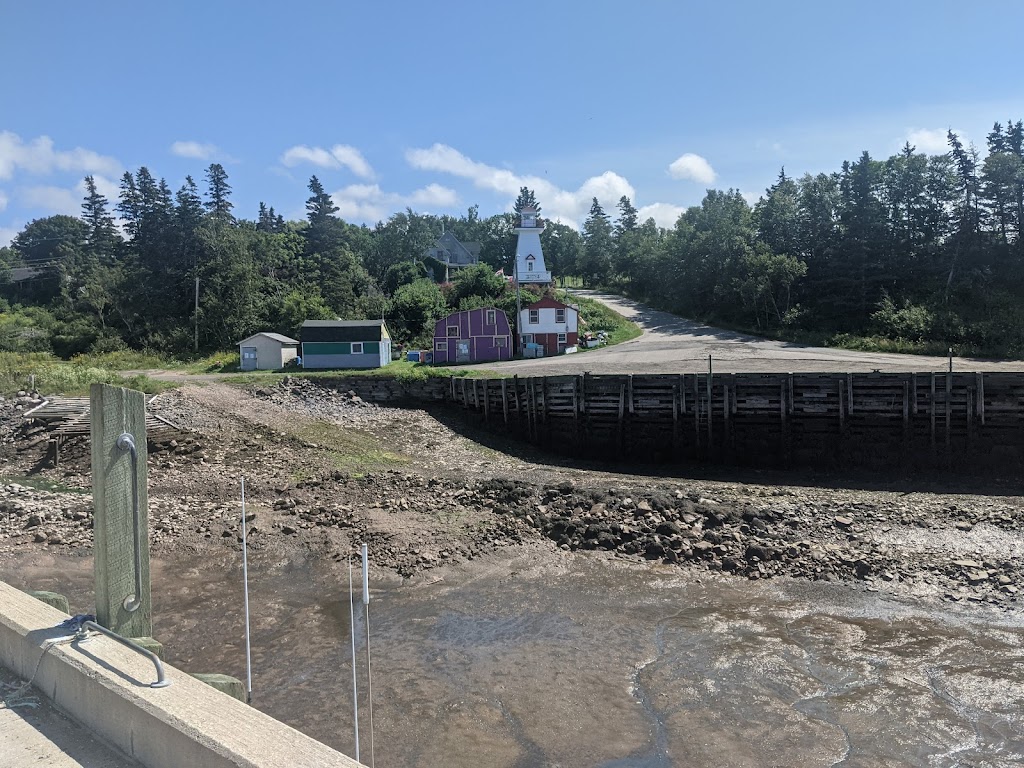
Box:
447 325 459 337
555 308 565 323
351 342 364 355
486 309 496 326
529 309 539 324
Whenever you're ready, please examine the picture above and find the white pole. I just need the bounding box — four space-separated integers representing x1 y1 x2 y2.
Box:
362 544 375 768
348 559 360 763
241 478 252 704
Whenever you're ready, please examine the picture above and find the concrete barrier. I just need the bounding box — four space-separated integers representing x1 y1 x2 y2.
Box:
0 580 363 768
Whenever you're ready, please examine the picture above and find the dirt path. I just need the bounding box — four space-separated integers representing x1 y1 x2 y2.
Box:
466 291 1024 375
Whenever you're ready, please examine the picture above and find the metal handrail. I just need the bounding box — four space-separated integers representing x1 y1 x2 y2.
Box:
78 620 170 688
115 432 143 613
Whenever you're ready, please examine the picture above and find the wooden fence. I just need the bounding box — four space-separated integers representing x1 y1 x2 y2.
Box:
447 372 1024 470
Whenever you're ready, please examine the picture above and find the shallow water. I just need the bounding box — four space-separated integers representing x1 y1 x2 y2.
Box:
6 549 1024 767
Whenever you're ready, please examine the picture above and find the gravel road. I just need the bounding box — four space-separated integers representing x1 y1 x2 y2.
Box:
467 291 1024 375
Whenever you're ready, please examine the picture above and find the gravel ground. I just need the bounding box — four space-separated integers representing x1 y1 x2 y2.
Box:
1 379 1022 607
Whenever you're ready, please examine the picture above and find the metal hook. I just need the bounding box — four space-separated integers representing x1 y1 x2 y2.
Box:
116 433 143 613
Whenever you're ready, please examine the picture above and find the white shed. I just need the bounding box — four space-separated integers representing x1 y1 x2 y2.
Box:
237 332 300 371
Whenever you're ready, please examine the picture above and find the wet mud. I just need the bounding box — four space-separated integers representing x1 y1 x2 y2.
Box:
5 549 1024 768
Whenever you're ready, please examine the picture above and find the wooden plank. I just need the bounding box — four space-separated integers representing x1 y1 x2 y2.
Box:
945 373 952 448
483 379 489 422
930 374 936 448
502 379 509 424
627 375 634 415
90 383 152 639
848 373 854 413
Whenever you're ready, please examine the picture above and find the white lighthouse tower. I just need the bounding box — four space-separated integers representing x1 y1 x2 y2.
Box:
513 205 552 285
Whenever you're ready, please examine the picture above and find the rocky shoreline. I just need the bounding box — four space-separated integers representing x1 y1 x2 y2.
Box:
1 379 1022 609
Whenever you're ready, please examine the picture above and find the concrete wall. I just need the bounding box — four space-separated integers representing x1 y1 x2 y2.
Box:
0 582 363 768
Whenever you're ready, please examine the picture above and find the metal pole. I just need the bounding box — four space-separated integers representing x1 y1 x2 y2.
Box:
362 543 374 768
241 478 253 704
348 559 360 763
948 347 953 374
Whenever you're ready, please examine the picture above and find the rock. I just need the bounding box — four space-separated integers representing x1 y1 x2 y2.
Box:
954 521 974 532
281 525 297 535
34 531 47 543
834 516 854 529
655 521 681 536
966 570 988 585
952 559 982 569
745 544 769 562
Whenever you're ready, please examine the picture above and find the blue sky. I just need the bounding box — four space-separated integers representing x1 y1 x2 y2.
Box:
2 1 1021 245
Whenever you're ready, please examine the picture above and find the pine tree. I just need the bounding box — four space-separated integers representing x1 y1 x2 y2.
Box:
81 175 119 259
204 163 233 221
581 197 614 286
175 176 204 236
305 175 339 226
614 196 639 234
514 186 540 212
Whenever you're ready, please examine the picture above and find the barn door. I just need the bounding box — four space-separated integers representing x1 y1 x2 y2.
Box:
456 340 470 363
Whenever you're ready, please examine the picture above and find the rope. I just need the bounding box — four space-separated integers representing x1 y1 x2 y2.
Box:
0 615 95 709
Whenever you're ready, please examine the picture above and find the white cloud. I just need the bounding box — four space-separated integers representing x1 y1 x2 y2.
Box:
0 190 7 212
331 182 459 223
170 140 220 160
20 185 81 216
0 131 120 181
905 128 958 154
668 153 717 184
0 226 18 247
405 143 636 227
281 144 374 179
638 202 685 229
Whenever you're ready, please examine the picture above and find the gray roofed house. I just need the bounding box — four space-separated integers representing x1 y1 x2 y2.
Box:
237 332 300 371
424 231 481 281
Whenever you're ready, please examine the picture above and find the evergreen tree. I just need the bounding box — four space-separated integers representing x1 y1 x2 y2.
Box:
204 163 234 221
581 197 614 286
305 175 339 226
81 175 119 259
514 186 540 212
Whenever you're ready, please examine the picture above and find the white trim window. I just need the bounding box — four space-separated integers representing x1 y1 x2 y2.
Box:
435 340 447 351
521 334 534 344
494 337 506 347
529 309 539 324
351 342 364 354
486 309 496 326
447 325 459 337
555 308 565 323
557 333 567 343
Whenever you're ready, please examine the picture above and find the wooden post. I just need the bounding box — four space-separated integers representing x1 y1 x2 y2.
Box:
945 372 952 449
838 378 845 431
502 379 509 424
90 383 152 640
912 373 918 414
930 373 936 449
847 373 854 414
542 377 549 426
706 372 713 448
572 376 580 449
483 379 489 422
978 372 985 426
513 375 522 430
617 384 626 454
627 375 634 415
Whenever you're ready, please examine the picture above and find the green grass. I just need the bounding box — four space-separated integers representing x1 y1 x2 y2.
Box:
184 350 241 373
222 359 500 387
558 290 643 349
287 422 409 471
0 351 172 396
0 474 89 494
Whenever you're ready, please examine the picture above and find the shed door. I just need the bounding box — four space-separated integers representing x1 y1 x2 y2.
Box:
241 346 258 370
456 340 470 363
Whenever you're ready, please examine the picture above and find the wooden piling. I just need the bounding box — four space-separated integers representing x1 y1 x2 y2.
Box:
90 383 152 639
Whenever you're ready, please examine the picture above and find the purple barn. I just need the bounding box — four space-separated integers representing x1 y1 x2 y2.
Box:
432 307 513 364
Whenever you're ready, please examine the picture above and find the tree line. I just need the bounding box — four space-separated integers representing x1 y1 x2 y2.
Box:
1 120 1022 358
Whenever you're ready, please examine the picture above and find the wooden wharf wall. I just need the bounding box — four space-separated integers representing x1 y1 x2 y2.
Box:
445 372 1024 470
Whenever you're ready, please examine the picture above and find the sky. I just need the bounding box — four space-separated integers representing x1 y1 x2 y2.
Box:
1 1 1022 246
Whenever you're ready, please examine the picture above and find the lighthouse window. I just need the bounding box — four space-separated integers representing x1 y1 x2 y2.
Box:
527 261 533 271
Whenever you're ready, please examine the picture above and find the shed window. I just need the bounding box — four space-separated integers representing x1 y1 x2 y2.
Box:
351 342 364 355
436 341 447 351
521 334 534 344
494 337 506 347
486 309 496 326
529 309 539 324
558 333 567 343
555 308 565 323
447 325 459 337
